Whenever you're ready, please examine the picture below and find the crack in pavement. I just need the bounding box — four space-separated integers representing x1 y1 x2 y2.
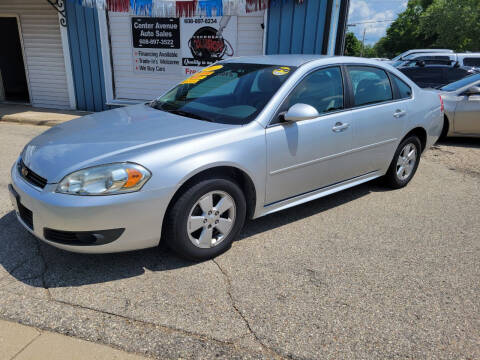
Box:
211 259 288 360
1 243 272 356
3 284 240 348
0 287 270 359
33 239 53 300
10 331 42 360
52 297 235 344
2 234 286 357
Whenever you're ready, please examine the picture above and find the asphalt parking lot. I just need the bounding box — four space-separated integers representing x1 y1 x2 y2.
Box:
0 122 478 359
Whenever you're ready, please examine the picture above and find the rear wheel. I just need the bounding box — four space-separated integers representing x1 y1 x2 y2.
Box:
384 135 421 189
165 178 246 261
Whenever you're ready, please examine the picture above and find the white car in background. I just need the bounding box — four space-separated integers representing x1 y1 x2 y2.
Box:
456 53 480 68
389 49 454 66
394 53 480 68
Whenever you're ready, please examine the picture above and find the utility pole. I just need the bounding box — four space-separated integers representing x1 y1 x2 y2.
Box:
361 27 367 57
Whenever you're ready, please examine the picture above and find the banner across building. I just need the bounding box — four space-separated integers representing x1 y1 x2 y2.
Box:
76 0 273 16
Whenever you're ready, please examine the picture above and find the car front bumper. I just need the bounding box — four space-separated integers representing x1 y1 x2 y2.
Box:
10 162 172 253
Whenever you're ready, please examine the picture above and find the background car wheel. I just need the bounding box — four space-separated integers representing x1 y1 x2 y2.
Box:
165 178 246 261
384 135 422 189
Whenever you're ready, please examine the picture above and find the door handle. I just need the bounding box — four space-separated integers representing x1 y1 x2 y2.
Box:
393 110 407 118
332 122 350 132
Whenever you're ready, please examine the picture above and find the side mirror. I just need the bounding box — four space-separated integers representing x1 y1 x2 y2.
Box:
464 85 480 96
282 103 319 123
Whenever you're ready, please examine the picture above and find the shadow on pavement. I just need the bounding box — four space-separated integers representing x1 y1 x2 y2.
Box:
0 181 381 288
436 137 480 148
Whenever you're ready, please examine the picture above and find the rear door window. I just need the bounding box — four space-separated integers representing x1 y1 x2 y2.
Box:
347 66 393 106
401 67 443 88
463 58 480 67
391 75 412 99
445 68 471 83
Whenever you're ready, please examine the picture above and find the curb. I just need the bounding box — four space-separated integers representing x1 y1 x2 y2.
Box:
0 117 65 127
0 104 89 127
0 318 149 360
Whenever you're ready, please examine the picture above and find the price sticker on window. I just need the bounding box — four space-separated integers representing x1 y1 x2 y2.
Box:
272 67 290 76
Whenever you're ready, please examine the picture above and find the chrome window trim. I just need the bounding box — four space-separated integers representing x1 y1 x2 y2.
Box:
266 63 416 129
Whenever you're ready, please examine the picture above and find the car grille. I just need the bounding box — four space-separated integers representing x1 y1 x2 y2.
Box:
44 229 81 244
18 202 33 230
18 160 47 189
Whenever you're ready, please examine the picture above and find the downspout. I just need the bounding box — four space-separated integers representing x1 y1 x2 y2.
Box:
335 0 350 55
327 0 341 55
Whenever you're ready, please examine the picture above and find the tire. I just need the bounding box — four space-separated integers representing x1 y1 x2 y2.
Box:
165 178 246 261
384 135 422 189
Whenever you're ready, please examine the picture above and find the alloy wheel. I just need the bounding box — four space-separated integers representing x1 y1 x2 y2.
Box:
187 191 236 248
396 143 417 181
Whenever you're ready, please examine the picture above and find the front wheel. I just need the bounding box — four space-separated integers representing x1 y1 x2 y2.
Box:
384 136 421 189
165 178 246 261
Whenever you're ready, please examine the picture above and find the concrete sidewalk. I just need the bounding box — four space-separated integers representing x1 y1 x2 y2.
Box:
0 319 149 360
0 103 88 127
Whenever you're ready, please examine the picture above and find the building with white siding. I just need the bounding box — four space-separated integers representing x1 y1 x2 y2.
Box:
0 0 75 109
0 0 349 112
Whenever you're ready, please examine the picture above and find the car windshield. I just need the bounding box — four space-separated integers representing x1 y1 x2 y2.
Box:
150 63 297 125
392 60 406 67
440 73 480 91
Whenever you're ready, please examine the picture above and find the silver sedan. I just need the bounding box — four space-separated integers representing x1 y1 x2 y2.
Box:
9 56 443 260
437 73 480 138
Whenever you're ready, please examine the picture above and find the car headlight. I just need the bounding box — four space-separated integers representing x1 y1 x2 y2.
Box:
56 163 151 195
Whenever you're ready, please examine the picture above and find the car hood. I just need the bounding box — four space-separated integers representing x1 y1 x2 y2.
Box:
20 104 232 182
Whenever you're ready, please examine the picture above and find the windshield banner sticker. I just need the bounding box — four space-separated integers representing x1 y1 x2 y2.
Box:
181 64 223 84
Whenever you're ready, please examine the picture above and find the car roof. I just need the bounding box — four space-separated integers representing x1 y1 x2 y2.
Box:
400 64 479 72
219 55 332 67
219 55 397 68
409 53 456 58
404 49 453 54
456 53 480 57
392 49 454 61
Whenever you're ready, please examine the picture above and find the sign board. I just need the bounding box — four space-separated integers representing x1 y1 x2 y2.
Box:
131 17 180 48
180 16 237 76
132 16 237 76
132 17 181 74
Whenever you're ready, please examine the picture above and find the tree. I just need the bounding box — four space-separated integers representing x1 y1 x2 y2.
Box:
344 32 362 56
374 0 480 58
419 0 480 52
344 32 379 58
363 45 378 58
374 0 434 59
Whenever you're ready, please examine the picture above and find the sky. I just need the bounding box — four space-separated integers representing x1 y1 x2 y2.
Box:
347 0 409 45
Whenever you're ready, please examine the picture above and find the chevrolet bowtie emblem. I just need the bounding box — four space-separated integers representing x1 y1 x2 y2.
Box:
21 166 29 177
